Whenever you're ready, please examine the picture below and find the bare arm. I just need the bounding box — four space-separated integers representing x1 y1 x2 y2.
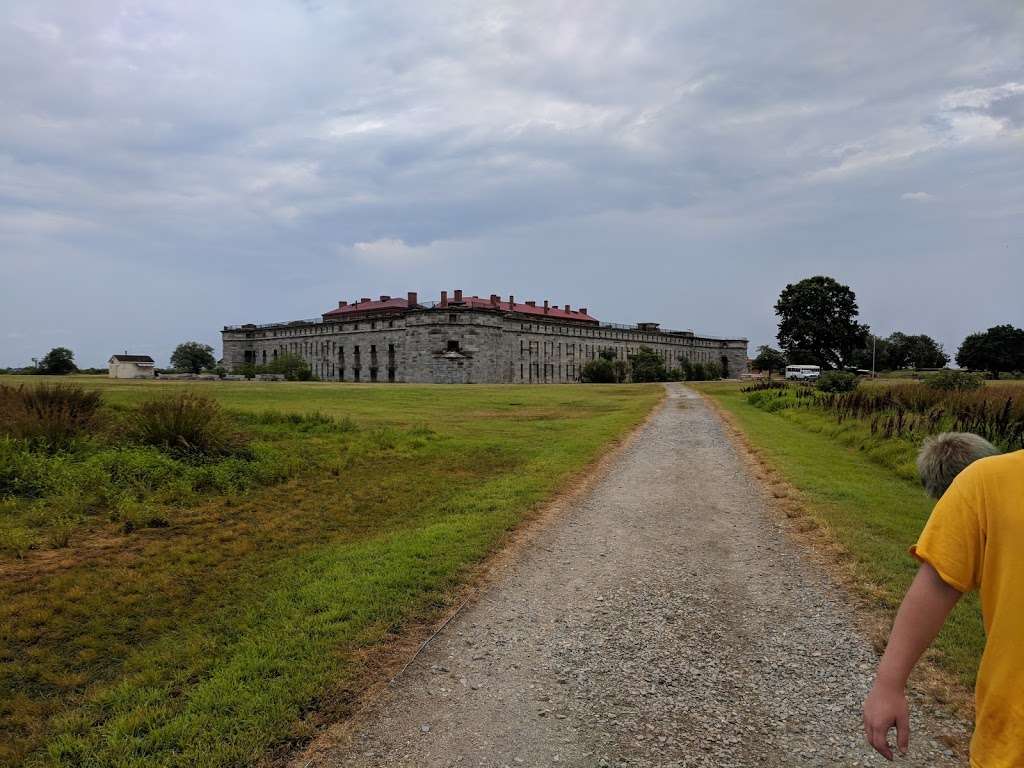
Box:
863 562 962 760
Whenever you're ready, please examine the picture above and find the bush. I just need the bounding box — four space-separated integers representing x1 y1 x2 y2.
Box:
256 352 314 381
0 383 104 449
925 369 984 392
130 393 247 458
816 371 860 393
628 346 669 382
581 358 617 383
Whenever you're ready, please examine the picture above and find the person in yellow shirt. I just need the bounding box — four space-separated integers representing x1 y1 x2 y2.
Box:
863 445 1024 766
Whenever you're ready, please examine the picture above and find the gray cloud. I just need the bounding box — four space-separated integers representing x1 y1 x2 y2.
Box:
1 0 1022 367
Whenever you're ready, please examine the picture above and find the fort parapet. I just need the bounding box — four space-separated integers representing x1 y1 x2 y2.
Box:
221 290 748 383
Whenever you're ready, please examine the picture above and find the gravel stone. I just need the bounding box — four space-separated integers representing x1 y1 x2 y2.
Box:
309 384 968 767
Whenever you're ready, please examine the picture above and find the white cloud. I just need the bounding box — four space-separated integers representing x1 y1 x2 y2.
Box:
940 82 1024 111
901 192 935 202
349 238 441 266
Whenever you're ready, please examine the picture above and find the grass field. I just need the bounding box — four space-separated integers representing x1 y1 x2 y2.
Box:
692 381 985 690
0 376 662 767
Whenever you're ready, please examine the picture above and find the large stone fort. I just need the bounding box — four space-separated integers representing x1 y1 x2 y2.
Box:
222 290 748 384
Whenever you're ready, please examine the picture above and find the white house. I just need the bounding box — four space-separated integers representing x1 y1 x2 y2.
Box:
108 354 156 379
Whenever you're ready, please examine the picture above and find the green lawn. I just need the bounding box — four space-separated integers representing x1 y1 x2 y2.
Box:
692 381 984 688
0 377 662 767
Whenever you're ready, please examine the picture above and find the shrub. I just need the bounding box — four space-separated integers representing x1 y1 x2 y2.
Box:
256 352 314 381
130 393 247 458
0 383 104 449
581 358 617 383
0 524 35 558
628 346 669 382
925 369 984 392
816 371 860 393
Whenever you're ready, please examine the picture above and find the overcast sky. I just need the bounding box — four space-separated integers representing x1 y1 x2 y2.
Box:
2 1 1022 367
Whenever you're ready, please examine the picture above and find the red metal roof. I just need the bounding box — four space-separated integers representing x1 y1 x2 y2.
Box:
323 297 412 318
321 293 599 323
458 296 598 323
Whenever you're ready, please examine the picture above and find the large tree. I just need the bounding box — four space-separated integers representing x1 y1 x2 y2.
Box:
170 341 216 374
752 345 787 378
956 325 1024 379
775 276 869 369
37 346 77 375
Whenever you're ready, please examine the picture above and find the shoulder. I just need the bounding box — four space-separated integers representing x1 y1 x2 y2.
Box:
959 450 1024 484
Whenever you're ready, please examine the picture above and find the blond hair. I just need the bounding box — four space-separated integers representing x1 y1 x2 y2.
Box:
917 432 999 499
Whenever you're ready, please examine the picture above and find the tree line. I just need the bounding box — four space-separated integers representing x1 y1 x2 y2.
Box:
579 347 720 383
756 276 1024 378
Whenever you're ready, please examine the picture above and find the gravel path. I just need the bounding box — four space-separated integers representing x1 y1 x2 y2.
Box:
305 384 965 767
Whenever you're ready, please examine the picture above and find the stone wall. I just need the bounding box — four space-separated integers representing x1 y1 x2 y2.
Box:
222 306 748 383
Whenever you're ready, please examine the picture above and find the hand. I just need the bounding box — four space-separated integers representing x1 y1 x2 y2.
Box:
863 681 910 761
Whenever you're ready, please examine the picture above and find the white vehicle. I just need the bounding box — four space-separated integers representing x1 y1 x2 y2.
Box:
785 364 821 380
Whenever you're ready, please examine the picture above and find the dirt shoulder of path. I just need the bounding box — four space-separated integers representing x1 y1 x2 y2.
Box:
699 391 973 754
275 388 669 768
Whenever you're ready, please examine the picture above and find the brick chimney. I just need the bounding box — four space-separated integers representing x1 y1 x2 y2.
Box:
563 304 570 312
579 307 588 315
543 300 549 314
490 294 500 306
407 291 418 306
508 295 515 309
526 300 536 307
338 301 348 308
379 295 390 301
453 289 463 303
360 297 371 303
440 290 448 307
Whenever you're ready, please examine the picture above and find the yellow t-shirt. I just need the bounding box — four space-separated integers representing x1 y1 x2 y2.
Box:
911 449 1024 768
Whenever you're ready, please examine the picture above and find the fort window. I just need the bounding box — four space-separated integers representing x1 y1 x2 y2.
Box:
449 313 458 323
388 367 395 382
447 340 461 352
370 368 378 382
371 321 376 330
261 350 266 364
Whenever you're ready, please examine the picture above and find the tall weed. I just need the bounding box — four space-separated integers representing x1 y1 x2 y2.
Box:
0 383 103 449
130 393 248 458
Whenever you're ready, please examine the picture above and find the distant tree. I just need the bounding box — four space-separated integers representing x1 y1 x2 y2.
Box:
598 348 617 362
628 346 668 382
752 346 787 378
851 332 948 372
37 347 77 375
850 335 889 371
888 332 949 370
580 358 616 383
956 325 1024 379
775 276 870 369
171 342 216 374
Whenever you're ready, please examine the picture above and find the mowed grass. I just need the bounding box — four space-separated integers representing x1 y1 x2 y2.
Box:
0 376 662 767
692 381 984 687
